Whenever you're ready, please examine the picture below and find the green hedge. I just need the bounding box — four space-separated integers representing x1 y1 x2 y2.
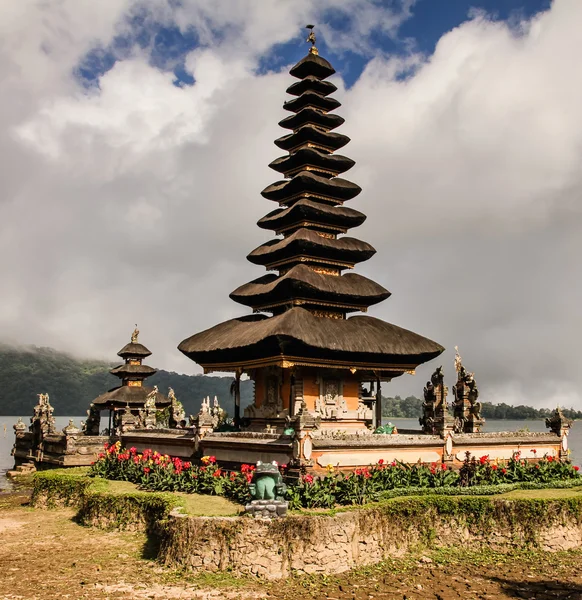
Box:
31 469 179 532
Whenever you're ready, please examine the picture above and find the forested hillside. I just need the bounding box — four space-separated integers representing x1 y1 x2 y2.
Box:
0 344 253 416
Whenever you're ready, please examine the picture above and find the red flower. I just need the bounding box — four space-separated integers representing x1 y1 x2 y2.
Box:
378 459 385 465
479 455 489 465
430 468 436 475
501 468 507 475
303 474 314 485
547 456 554 462
574 466 580 472
390 461 397 467
441 463 447 470
143 467 150 474
280 464 287 470
129 447 137 454
535 464 540 469
492 464 498 471
363 470 371 479
209 456 216 464
183 462 191 469
212 469 222 478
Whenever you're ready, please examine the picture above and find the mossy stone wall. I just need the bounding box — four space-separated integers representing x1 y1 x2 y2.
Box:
158 497 582 579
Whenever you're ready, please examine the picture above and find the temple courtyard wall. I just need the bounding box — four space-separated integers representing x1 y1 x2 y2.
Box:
159 497 582 579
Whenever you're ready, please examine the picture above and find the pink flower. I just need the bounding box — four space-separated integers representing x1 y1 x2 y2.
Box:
303 474 314 485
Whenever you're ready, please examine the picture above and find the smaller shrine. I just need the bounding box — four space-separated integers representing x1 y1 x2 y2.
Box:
90 326 170 434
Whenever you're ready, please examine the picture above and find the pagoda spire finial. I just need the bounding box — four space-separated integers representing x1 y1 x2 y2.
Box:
305 24 318 55
131 324 139 344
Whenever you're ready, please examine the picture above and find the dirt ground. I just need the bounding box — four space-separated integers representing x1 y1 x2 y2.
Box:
2 491 582 600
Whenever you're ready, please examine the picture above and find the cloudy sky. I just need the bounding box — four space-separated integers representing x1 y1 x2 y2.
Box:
2 0 581 408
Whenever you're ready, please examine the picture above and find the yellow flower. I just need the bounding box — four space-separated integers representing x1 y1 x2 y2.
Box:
326 463 335 472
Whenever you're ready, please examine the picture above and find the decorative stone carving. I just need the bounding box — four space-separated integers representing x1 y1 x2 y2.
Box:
168 387 186 428
451 349 484 434
245 461 288 519
420 367 453 436
62 419 80 436
82 403 101 436
140 386 158 429
546 406 573 438
13 417 26 434
315 378 344 419
30 392 56 448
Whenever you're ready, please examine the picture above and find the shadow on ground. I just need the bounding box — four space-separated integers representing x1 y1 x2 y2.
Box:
490 576 582 599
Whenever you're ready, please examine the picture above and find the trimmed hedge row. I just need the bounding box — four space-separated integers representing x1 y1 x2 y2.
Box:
31 470 179 532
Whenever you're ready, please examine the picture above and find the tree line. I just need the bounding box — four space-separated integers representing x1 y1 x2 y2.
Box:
381 395 582 420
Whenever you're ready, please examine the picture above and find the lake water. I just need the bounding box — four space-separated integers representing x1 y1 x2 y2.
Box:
1 416 580 491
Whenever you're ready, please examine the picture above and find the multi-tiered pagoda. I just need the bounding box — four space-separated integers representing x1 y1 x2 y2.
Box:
179 31 444 433
92 327 169 429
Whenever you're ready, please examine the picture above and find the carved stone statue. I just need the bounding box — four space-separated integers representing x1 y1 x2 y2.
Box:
131 325 139 344
168 387 186 428
452 354 484 433
546 406 573 437
82 403 101 436
420 366 453 436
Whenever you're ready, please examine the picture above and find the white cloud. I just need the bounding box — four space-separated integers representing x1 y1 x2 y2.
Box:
1 0 582 408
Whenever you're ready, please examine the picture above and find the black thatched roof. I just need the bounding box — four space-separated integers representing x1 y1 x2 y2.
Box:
230 264 390 311
179 46 444 375
269 148 354 178
274 126 350 153
178 307 444 370
117 342 152 358
261 171 361 203
279 107 344 132
247 228 376 268
257 199 366 234
109 364 157 378
283 91 340 113
289 53 335 80
286 75 337 97
92 385 170 408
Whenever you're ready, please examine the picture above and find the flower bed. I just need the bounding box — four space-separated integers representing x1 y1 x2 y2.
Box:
89 443 581 510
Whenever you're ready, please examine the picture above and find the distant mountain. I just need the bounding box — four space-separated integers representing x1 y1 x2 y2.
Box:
0 344 253 416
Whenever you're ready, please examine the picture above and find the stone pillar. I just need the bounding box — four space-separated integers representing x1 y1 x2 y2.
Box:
420 367 453 436
233 371 241 429
288 400 321 474
374 378 383 430
62 420 81 455
452 367 484 433
546 407 573 460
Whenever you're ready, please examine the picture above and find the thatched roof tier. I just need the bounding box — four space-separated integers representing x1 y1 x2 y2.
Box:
283 91 340 114
274 126 350 153
117 342 152 358
92 385 170 409
269 148 354 178
289 53 336 80
230 264 390 311
257 200 366 234
247 228 376 269
261 171 361 204
178 307 444 372
286 76 337 97
109 364 157 378
279 107 344 132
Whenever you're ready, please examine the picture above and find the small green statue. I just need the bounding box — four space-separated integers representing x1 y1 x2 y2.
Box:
249 461 287 501
374 422 395 434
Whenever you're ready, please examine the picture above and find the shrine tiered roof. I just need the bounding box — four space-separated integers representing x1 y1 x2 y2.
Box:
179 34 443 374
